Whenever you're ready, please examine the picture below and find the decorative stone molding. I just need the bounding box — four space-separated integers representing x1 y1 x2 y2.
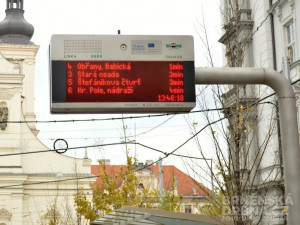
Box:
0 89 14 100
0 102 8 130
276 0 295 21
276 5 282 21
0 107 8 130
0 208 12 221
288 0 295 10
23 58 36 65
0 88 23 100
0 53 20 74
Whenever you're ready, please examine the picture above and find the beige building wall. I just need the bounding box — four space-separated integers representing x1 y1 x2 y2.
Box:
0 45 95 225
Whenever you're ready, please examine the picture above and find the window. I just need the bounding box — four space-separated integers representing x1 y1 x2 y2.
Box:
286 21 297 63
138 183 144 189
184 205 192 214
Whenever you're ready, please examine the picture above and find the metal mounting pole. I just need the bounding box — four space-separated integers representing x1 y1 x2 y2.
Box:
195 67 300 225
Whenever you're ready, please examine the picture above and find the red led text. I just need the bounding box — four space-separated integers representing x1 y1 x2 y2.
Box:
66 61 185 103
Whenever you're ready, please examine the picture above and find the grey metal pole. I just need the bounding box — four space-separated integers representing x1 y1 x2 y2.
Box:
195 67 300 225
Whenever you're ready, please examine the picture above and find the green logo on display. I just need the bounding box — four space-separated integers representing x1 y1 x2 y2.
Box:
166 43 182 49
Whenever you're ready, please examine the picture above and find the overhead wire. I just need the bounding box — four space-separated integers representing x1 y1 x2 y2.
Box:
0 111 225 159
0 99 296 189
0 142 133 157
1 73 299 188
0 141 220 190
0 122 189 137
1 78 299 158
0 119 216 189
1 108 225 125
2 75 299 126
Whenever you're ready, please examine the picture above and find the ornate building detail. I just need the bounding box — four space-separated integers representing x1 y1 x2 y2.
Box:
0 208 12 221
276 5 282 21
0 107 8 130
0 89 14 100
289 0 295 10
219 7 254 67
276 0 295 21
23 58 36 65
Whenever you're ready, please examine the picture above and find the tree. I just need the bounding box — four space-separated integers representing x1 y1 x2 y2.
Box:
39 195 78 225
201 191 228 217
38 162 88 225
158 175 180 212
74 156 158 222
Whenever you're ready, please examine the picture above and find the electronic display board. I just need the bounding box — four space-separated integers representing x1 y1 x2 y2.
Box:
50 35 195 113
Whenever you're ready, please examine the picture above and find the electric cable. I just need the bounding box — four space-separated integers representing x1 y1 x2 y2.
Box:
0 89 297 158
1 108 225 124
0 77 299 187
0 121 215 189
0 141 133 157
1 74 299 126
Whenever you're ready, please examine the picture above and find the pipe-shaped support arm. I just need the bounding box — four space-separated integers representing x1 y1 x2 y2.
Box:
195 67 300 225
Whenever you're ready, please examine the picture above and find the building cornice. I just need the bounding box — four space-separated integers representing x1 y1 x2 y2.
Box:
219 9 254 45
0 74 24 84
0 174 28 182
0 44 39 58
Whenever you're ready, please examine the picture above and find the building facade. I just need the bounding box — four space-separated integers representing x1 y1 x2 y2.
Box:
91 160 209 215
0 1 94 224
219 0 299 224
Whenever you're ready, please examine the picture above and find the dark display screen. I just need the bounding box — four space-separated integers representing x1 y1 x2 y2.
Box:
51 61 195 105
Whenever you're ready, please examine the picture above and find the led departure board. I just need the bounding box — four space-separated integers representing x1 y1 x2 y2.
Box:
50 35 195 113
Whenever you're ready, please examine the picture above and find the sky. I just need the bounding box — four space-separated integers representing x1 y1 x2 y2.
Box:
0 0 223 184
